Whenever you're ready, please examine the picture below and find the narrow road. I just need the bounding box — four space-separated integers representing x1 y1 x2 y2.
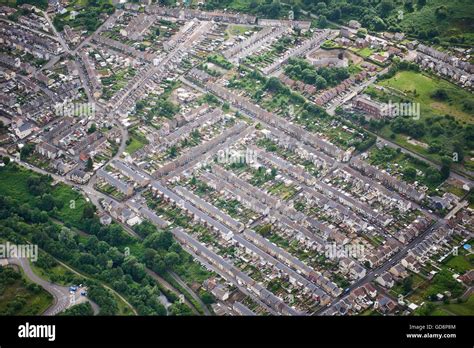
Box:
318 218 447 314
41 10 71 54
7 257 69 315
6 257 99 315
169 271 211 315
53 258 138 316
145 269 200 315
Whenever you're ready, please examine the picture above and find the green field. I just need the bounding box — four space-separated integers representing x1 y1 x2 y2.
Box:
428 294 474 316
0 267 53 315
444 253 474 274
51 184 88 227
226 24 255 37
125 130 148 155
354 47 374 58
0 165 37 203
378 71 473 124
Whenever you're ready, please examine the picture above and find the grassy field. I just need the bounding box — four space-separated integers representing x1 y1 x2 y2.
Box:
226 24 255 38
354 47 374 59
429 295 474 316
378 71 473 124
51 184 88 227
0 267 53 315
0 165 38 203
125 129 148 155
444 253 474 274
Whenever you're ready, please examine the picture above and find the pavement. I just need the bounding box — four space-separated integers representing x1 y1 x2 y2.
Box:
317 217 447 315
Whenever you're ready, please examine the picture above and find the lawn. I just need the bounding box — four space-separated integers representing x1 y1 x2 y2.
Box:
125 130 148 154
354 47 374 58
378 71 473 124
51 184 87 227
226 24 255 37
0 165 38 203
444 253 474 274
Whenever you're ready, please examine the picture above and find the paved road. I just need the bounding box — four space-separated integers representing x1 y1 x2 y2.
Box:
53 258 137 316
318 218 447 315
41 10 71 54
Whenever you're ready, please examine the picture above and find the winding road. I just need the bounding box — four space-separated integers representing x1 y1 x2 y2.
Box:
6 257 99 316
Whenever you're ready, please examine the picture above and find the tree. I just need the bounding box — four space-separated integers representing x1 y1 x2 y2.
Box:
86 157 93 171
201 292 215 305
380 0 394 17
265 77 285 93
317 15 328 28
164 252 180 268
20 143 35 161
87 123 97 134
328 8 341 21
2 156 10 165
403 277 413 293
403 167 417 181
39 193 56 211
435 6 448 19
82 204 95 220
438 157 451 181
431 89 448 101
425 167 442 185
404 0 414 12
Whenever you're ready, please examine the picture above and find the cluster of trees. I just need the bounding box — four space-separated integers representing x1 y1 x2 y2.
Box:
53 0 114 32
20 143 35 161
390 117 426 139
138 97 180 122
17 0 48 10
141 229 188 277
202 0 290 19
59 302 94 316
0 167 176 316
207 54 233 70
284 58 350 89
301 0 446 42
